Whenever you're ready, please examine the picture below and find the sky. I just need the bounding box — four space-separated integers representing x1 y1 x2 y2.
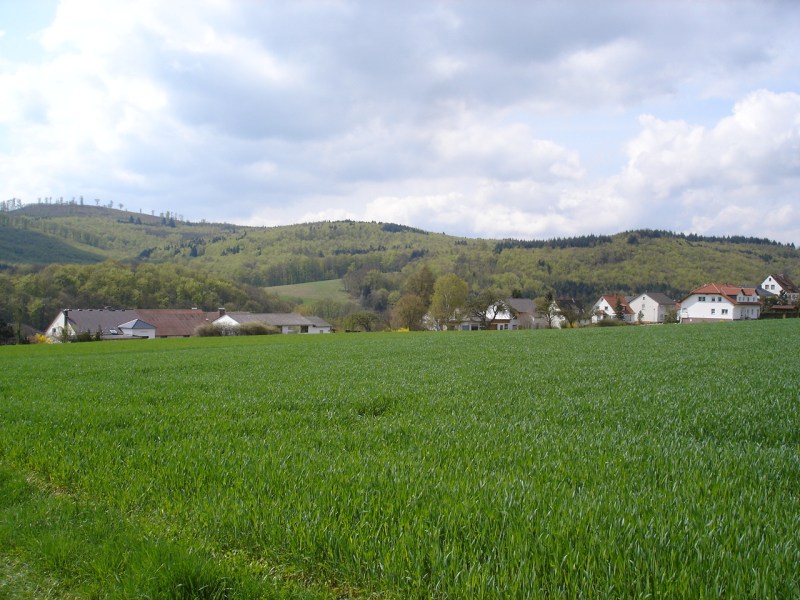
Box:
1 1 799 244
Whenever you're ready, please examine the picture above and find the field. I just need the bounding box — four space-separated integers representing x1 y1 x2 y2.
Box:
1 321 799 598
265 279 351 305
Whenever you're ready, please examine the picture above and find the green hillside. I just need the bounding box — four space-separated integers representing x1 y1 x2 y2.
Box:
0 223 103 265
1 204 799 330
266 279 350 304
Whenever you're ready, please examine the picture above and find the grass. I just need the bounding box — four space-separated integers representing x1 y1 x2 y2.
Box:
1 321 799 597
264 279 350 304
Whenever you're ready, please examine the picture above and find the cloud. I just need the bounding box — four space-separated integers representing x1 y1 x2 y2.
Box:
1 2 800 245
617 90 800 238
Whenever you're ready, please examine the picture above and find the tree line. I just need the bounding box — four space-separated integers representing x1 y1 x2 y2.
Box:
0 261 291 334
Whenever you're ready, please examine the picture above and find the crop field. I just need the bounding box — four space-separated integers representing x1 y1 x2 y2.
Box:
1 321 799 598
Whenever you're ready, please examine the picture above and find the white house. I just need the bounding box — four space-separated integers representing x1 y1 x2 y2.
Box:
679 283 761 323
46 307 332 340
591 295 635 323
760 274 799 303
213 311 332 334
45 308 142 341
627 292 677 324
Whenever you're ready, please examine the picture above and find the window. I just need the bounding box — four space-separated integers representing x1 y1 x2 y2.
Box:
699 296 706 302
722 309 729 315
711 309 715 315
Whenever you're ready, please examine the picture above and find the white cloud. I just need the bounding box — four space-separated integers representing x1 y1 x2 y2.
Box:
1 2 800 245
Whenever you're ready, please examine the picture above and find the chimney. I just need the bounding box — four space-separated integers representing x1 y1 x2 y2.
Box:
218 307 226 317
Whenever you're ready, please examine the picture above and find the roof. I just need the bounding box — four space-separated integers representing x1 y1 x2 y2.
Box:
224 312 332 328
638 292 676 305
136 309 213 337
682 283 761 305
58 308 330 337
599 294 635 314
64 309 141 336
506 298 535 315
305 315 333 328
767 273 799 293
118 319 156 330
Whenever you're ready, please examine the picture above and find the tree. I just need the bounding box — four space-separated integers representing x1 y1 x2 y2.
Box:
465 289 510 330
0 318 15 345
558 298 585 328
403 264 435 307
429 273 468 330
535 292 560 328
391 294 428 330
614 297 626 320
344 310 382 332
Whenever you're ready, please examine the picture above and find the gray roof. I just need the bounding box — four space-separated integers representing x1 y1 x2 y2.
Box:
638 292 676 305
506 298 535 315
305 315 333 327
225 312 331 328
118 319 156 330
65 309 140 336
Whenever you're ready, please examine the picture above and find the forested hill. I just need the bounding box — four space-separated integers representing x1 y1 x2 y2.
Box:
1 204 799 328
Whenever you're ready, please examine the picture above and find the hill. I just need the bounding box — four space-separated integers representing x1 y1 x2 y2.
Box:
1 203 799 328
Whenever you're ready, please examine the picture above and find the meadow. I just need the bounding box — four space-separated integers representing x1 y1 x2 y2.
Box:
1 321 799 598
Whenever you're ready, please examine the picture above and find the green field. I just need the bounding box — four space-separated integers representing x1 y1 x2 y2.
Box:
1 322 799 598
265 279 350 305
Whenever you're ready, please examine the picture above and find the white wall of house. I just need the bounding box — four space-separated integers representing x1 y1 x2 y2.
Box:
628 294 671 323
761 275 799 302
761 276 782 294
44 312 70 341
119 325 156 339
591 298 614 323
680 294 760 322
592 298 632 323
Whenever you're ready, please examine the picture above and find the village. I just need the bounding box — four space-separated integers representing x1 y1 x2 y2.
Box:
43 273 799 341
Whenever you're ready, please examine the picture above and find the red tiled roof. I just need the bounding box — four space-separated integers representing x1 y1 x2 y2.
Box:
600 294 635 314
682 283 761 305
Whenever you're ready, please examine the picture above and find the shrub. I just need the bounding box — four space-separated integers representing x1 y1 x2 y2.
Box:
194 324 223 337
238 322 279 336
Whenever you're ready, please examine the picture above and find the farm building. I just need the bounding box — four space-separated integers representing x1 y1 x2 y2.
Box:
45 309 145 341
46 307 332 341
213 310 332 334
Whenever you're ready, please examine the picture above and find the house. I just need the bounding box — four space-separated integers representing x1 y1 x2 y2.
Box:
679 283 761 323
759 274 799 303
46 307 332 341
213 311 332 334
591 295 635 323
447 297 564 331
45 308 143 341
506 298 536 329
627 292 677 324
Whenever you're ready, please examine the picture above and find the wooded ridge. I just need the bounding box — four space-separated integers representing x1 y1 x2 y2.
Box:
1 204 798 331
